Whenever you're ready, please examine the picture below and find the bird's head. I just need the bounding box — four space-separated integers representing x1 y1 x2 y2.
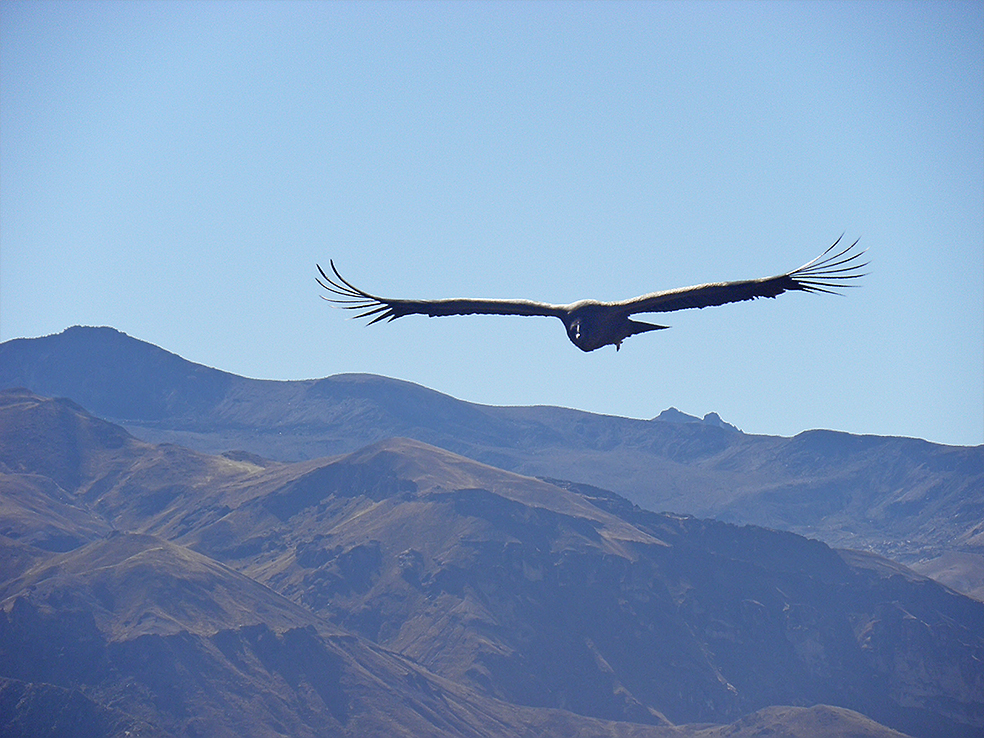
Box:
565 314 605 352
564 318 588 351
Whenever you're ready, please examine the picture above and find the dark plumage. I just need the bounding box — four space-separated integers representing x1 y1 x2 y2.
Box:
317 236 866 352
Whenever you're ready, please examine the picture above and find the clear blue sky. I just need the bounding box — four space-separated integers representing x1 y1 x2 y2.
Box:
2 1 982 446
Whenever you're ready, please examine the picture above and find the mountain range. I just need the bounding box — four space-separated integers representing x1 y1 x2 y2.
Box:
2 327 982 598
1 327 983 737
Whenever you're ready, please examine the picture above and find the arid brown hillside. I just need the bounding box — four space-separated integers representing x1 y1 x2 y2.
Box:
1 389 982 737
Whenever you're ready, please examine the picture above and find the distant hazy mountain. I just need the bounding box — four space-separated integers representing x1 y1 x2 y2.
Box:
1 389 982 737
2 327 982 599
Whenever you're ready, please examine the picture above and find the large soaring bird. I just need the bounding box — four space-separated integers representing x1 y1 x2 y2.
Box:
318 236 866 352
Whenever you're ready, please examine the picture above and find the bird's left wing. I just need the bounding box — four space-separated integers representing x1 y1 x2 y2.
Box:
317 261 567 324
615 236 867 316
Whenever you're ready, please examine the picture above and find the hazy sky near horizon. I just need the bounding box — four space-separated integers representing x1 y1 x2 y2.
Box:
2 1 982 447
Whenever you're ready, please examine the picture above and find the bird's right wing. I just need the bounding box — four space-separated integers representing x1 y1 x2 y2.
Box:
317 261 567 324
616 236 867 315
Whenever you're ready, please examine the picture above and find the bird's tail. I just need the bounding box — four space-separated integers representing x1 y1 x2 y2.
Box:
616 319 669 350
626 319 669 335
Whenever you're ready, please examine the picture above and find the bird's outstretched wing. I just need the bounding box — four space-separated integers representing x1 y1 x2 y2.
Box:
317 261 567 324
616 236 867 315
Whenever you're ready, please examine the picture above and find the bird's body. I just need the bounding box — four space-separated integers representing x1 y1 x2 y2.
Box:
318 237 866 351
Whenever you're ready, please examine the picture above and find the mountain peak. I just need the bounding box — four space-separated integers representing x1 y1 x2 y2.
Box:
0 326 235 422
653 407 741 432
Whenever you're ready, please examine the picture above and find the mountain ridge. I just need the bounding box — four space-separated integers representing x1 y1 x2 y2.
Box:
2 326 981 599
